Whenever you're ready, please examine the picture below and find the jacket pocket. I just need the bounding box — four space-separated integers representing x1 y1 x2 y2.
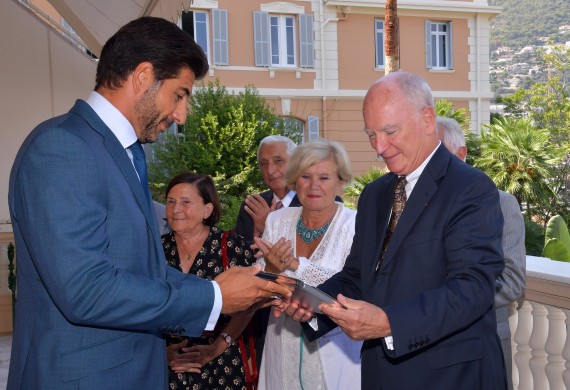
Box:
61 333 134 382
427 337 482 369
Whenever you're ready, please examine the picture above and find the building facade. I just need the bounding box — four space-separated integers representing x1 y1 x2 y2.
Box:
186 0 500 174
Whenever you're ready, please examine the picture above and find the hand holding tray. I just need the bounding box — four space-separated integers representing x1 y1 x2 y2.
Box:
256 271 344 314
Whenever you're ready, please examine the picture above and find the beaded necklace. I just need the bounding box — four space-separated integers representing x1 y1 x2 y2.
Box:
296 217 331 244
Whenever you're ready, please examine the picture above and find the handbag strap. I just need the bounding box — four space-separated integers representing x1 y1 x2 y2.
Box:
221 230 258 389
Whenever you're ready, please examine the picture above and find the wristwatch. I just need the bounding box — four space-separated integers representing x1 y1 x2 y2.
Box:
220 332 232 345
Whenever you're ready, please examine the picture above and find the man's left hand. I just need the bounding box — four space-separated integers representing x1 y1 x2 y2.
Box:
319 294 391 340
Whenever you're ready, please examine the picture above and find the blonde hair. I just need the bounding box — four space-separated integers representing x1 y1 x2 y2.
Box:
285 139 353 190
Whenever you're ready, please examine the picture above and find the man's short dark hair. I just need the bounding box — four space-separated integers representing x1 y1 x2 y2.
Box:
95 16 208 90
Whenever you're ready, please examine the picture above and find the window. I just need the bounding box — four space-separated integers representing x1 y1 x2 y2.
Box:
253 11 314 68
283 117 305 143
270 15 295 67
375 19 386 69
425 21 453 70
182 11 210 62
180 9 228 66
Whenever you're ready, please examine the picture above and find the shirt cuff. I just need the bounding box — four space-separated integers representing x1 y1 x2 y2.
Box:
308 316 319 331
205 281 222 331
384 335 394 350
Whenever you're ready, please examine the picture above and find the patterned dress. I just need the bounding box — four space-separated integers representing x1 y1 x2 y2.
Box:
162 226 255 390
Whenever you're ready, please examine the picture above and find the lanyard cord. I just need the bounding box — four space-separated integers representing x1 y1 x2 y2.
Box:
299 334 305 390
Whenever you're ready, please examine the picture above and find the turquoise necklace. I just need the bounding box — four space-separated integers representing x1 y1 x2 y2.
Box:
296 217 331 244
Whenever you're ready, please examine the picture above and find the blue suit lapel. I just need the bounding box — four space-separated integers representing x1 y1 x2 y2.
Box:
380 145 451 270
70 101 165 274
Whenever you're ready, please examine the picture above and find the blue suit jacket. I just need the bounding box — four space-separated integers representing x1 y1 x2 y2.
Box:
306 145 507 389
8 100 216 389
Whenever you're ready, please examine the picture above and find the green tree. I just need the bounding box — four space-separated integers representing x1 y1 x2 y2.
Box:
435 99 470 132
500 45 570 221
473 117 562 219
149 80 290 228
434 99 481 164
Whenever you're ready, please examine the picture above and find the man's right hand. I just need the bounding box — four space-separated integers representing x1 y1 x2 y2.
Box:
214 264 292 315
244 194 275 237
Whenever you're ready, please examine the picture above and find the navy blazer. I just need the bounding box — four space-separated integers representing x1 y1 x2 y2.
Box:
306 145 507 390
8 100 216 389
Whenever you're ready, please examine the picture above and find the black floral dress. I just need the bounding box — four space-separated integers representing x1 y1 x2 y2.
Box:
162 226 255 390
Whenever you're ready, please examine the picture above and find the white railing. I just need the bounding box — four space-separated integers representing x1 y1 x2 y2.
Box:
511 256 570 390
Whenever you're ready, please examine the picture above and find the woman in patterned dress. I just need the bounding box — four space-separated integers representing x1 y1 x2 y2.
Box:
162 172 255 390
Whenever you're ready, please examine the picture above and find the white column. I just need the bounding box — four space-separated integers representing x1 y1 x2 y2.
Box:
563 309 570 388
514 300 533 390
510 301 520 389
545 305 566 389
529 302 549 389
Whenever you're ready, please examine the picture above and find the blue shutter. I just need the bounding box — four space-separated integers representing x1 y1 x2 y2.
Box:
213 9 228 66
299 14 314 68
447 22 454 70
425 20 432 69
308 116 320 140
253 11 270 66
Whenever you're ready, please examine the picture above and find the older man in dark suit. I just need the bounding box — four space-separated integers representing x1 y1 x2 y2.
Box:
235 135 299 242
286 71 507 389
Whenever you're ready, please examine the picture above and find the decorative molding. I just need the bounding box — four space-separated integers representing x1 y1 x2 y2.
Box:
261 2 305 15
189 0 218 10
281 98 291 115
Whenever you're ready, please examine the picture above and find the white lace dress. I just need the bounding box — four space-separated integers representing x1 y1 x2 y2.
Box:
257 203 362 390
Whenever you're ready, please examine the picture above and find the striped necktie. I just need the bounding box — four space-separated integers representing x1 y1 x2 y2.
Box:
377 176 407 271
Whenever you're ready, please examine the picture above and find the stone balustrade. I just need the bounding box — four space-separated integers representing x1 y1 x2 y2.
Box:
511 256 570 390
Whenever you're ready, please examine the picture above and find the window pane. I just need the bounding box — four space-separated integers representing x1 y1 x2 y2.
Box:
286 17 295 65
431 35 438 66
270 16 279 65
194 12 208 55
375 19 384 67
438 35 446 67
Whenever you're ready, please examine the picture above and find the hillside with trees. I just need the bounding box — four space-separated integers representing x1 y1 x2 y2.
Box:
489 0 570 50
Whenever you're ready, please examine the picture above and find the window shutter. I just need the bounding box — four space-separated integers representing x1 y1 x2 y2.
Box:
253 11 270 66
425 20 432 69
213 9 228 66
447 22 454 70
308 116 320 140
299 14 314 68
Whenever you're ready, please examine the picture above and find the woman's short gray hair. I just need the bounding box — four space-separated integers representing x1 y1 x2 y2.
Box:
285 139 353 190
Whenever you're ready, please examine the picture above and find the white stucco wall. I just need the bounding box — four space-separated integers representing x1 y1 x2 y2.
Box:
0 0 96 222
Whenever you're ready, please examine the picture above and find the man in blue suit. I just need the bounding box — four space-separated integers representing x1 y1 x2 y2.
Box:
8 17 289 389
285 71 507 389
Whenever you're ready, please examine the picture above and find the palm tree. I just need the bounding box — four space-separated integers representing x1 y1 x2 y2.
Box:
473 117 562 219
435 99 470 131
384 0 398 74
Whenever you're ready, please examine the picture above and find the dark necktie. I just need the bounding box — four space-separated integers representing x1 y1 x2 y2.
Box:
275 200 283 210
128 141 151 204
377 176 407 271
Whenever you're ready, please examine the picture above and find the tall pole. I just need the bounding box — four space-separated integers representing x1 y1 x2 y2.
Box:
385 0 399 74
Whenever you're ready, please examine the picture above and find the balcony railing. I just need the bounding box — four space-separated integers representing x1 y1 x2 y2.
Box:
511 256 570 390
1 231 570 388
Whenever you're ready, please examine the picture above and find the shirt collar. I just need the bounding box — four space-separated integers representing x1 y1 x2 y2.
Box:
85 91 138 148
403 141 441 199
274 190 296 207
